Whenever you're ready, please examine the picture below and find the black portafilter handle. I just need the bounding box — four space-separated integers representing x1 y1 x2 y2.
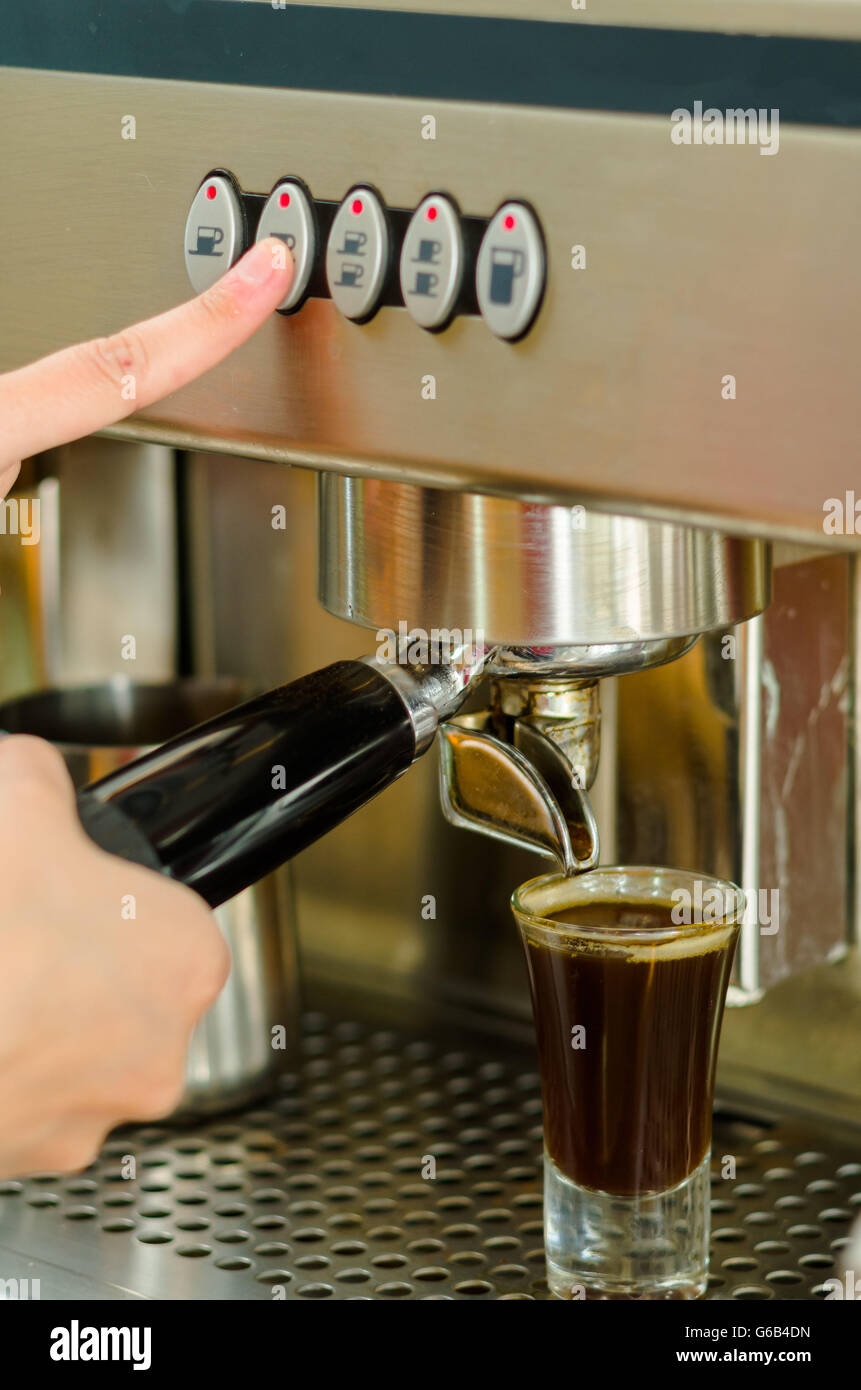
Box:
73 655 482 908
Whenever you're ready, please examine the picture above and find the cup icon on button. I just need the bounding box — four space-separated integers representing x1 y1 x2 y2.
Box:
410 271 439 297
271 232 297 251
338 230 367 256
412 239 442 265
489 247 525 305
189 225 224 257
335 261 365 288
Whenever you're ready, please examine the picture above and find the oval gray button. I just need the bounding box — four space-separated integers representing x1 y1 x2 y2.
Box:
184 173 245 294
476 202 545 340
399 195 463 330
256 179 317 312
326 187 390 321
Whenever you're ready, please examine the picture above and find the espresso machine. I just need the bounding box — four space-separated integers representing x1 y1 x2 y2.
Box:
0 0 860 1302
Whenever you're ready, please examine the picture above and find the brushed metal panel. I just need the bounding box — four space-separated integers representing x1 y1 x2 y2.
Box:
1 70 861 539
0 439 177 689
236 0 861 43
757 554 851 978
50 440 179 685
615 555 851 993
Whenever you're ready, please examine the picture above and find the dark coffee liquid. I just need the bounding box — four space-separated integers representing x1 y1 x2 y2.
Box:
524 900 737 1196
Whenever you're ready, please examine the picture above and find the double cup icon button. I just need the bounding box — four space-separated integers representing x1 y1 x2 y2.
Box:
399 195 464 331
326 188 390 322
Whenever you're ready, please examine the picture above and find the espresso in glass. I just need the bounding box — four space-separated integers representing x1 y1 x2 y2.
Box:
511 868 743 1301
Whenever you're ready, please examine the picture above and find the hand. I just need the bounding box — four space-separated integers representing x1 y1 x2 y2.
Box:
0 236 293 488
0 240 293 1177
0 735 231 1177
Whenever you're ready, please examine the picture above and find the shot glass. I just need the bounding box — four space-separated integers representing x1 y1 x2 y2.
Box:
511 866 744 1300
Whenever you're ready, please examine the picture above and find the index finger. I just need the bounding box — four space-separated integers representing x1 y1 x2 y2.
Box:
0 237 293 467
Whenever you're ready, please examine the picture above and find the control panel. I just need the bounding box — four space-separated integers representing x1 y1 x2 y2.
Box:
184 170 546 340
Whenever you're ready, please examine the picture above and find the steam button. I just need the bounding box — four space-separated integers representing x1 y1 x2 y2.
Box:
256 179 317 312
399 195 464 330
184 173 245 294
326 187 390 321
476 201 545 340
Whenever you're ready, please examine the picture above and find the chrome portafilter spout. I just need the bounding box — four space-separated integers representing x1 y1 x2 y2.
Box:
437 637 698 876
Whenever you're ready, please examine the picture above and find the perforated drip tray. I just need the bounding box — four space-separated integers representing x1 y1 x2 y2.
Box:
0 1007 859 1300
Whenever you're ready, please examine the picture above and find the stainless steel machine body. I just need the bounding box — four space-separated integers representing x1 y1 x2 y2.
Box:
0 0 859 1300
2 6 861 541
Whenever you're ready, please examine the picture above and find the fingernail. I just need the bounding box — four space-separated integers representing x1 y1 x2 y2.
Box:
236 237 292 286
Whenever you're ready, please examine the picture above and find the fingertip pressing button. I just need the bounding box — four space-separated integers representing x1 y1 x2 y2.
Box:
184 172 246 294
326 187 390 322
476 201 545 340
255 178 318 312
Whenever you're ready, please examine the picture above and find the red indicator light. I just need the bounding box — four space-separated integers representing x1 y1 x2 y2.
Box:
504 213 516 231
351 197 364 215
279 190 291 209
205 185 217 200
426 205 438 221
